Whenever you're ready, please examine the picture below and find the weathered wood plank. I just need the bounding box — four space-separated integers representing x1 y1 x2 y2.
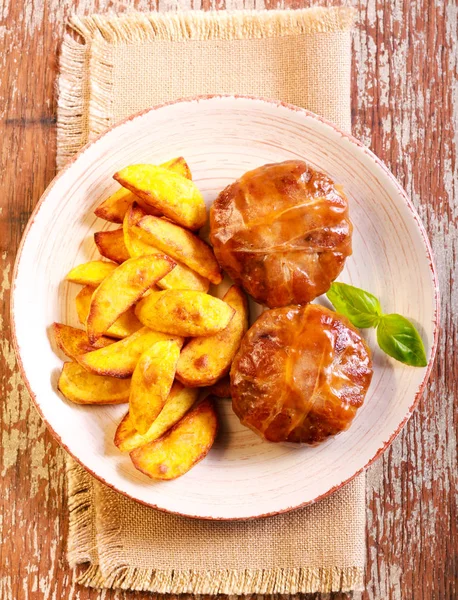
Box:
352 1 457 599
0 0 456 598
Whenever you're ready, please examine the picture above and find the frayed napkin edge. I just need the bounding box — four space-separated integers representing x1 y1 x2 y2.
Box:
69 7 355 44
76 563 364 594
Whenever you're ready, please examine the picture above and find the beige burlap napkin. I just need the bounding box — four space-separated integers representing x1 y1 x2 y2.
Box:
57 7 365 594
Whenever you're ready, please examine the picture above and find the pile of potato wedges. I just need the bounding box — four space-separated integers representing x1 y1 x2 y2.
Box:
53 158 248 480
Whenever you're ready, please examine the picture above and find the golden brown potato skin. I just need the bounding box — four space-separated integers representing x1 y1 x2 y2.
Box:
210 160 352 308
231 304 372 445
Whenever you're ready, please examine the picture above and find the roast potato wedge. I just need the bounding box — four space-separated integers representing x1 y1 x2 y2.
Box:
87 254 175 343
94 228 130 263
160 156 192 180
58 362 130 405
94 158 192 223
156 262 209 293
95 190 161 224
207 376 231 399
138 215 222 284
129 340 181 434
130 396 218 480
78 327 183 378
135 290 235 337
75 285 96 324
95 187 141 223
124 204 209 292
52 323 113 360
176 286 248 386
66 260 118 286
114 382 198 452
114 164 206 231
75 285 142 339
122 202 152 258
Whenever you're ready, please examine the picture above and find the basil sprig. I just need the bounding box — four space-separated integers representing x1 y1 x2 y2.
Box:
326 282 381 328
326 282 427 367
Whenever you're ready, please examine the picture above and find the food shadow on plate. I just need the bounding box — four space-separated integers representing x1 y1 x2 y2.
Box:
57 278 71 326
408 317 432 357
50 365 62 394
115 452 170 488
47 323 63 361
209 397 233 454
83 231 101 259
57 275 83 329
352 342 395 436
103 404 129 457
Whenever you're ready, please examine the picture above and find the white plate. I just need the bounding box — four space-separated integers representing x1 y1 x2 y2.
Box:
12 96 439 520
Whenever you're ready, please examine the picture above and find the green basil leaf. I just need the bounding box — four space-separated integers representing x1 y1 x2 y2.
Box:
376 314 428 367
326 282 382 328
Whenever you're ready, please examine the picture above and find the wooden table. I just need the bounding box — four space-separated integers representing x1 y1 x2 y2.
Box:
1 1 456 598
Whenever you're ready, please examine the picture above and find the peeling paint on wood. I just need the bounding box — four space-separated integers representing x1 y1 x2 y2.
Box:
351 1 457 599
0 0 456 598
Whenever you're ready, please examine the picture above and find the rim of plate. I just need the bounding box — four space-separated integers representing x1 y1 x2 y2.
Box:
11 94 440 520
